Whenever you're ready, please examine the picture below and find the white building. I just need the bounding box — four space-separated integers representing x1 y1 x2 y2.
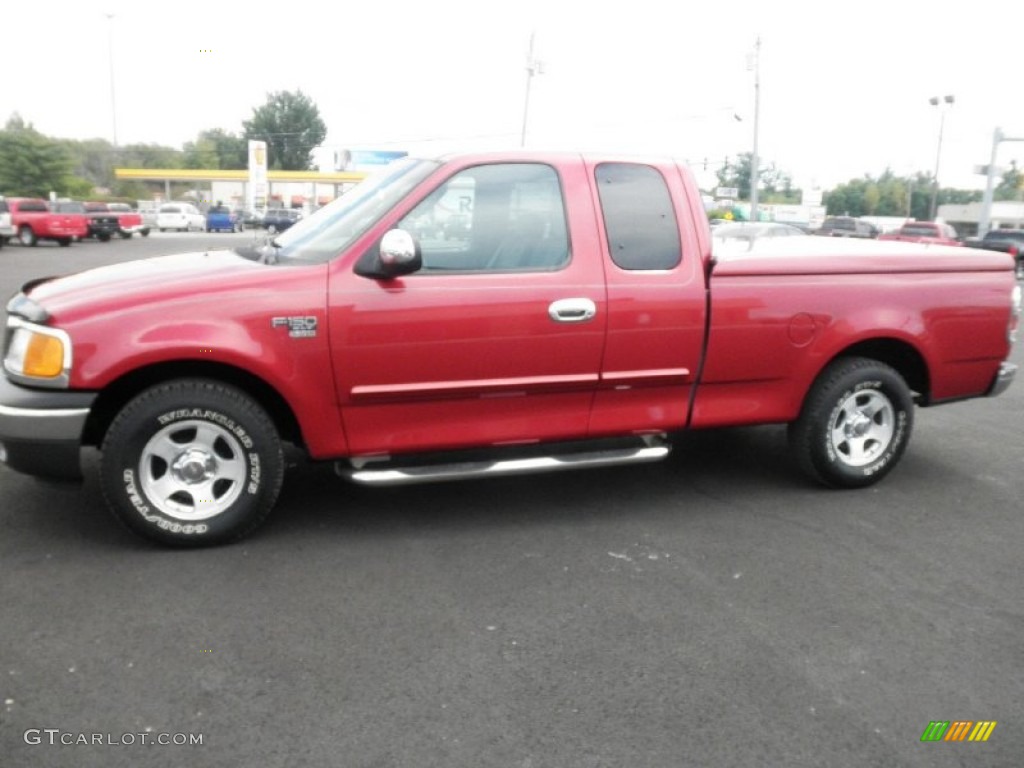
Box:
938 201 1024 236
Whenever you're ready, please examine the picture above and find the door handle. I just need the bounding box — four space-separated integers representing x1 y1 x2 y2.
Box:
548 298 597 323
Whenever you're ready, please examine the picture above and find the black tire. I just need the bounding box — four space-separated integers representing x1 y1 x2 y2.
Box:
788 357 913 488
100 379 285 547
120 231 132 239
18 226 37 247
99 233 111 242
57 238 72 247
141 228 150 237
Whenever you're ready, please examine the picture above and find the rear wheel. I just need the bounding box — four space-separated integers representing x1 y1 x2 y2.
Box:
18 226 37 246
120 231 132 239
57 238 72 247
100 379 285 547
99 233 111 242
789 357 913 488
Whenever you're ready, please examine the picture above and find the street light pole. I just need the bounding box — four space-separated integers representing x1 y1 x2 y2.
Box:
748 37 761 222
978 128 1024 236
928 94 954 220
105 13 118 146
520 32 544 148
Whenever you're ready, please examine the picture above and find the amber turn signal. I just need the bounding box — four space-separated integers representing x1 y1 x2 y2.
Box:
23 333 65 378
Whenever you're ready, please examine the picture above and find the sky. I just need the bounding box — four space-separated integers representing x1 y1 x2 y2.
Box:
4 0 1023 195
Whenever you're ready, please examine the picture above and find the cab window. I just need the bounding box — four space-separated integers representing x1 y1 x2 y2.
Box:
398 163 569 273
595 163 681 270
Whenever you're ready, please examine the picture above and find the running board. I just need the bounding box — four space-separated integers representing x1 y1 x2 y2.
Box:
337 435 670 487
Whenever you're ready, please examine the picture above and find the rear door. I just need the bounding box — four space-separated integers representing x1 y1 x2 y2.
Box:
330 159 607 456
585 161 708 435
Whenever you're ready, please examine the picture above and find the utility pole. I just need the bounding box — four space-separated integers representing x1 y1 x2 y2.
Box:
106 13 118 147
928 95 955 220
748 37 761 222
978 129 1024 236
520 32 544 148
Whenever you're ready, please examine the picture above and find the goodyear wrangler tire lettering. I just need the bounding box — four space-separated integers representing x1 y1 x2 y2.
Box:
789 357 914 489
100 379 284 547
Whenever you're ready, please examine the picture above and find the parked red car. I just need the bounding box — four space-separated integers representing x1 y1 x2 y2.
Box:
8 197 88 246
878 221 961 246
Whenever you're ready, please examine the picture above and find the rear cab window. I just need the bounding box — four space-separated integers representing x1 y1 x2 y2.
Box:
17 200 49 213
594 163 681 270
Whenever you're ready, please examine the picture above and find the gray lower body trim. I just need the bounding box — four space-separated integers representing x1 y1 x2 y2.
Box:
987 361 1017 397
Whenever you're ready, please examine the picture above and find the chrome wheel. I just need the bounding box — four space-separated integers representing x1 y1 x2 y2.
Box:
829 388 895 467
139 419 247 521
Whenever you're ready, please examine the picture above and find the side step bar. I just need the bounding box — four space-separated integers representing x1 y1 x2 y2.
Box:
337 435 671 487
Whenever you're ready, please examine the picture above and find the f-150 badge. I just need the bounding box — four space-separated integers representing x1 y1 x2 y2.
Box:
271 316 318 338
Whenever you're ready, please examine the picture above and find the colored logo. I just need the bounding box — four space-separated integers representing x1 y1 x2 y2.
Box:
921 721 997 742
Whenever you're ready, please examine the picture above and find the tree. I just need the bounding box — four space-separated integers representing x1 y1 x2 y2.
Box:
716 152 800 204
823 170 981 220
995 161 1023 202
61 137 117 191
183 128 247 170
242 90 327 171
0 114 76 197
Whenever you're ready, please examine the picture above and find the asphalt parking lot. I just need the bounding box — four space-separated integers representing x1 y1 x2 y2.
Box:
1 233 1022 767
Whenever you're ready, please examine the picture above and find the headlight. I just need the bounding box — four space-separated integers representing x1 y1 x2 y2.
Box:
3 317 72 388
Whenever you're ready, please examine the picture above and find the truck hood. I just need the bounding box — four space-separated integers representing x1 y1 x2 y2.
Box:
21 249 284 324
712 236 1014 276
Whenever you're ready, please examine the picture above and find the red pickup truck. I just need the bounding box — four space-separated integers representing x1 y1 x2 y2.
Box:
0 153 1019 546
877 220 961 246
8 197 89 246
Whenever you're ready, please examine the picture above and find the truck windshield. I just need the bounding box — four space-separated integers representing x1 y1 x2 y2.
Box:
242 157 440 264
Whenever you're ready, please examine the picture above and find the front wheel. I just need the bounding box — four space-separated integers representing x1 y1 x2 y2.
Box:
120 231 132 239
100 379 285 546
788 357 913 488
57 238 72 247
18 226 37 246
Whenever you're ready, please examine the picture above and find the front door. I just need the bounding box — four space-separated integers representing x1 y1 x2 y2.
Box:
329 160 607 457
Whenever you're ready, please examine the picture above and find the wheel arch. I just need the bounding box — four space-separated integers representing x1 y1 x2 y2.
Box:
798 337 931 416
82 361 305 449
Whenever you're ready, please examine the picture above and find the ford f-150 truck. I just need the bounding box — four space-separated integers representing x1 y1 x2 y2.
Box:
8 197 89 246
0 153 1019 547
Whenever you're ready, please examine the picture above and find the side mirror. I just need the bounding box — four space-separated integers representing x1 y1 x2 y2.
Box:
356 229 422 279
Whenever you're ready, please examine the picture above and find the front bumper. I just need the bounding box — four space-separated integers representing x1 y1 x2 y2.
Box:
987 361 1017 398
88 222 120 238
0 376 97 480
